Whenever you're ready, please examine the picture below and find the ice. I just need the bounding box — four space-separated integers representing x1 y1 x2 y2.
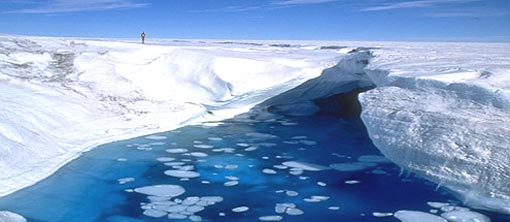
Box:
0 35 508 215
440 210 491 222
157 157 176 162
286 207 304 216
117 177 135 184
373 212 393 217
193 144 214 149
167 213 187 219
182 197 200 205
145 135 167 140
232 206 250 213
224 181 239 186
344 180 361 184
282 161 328 171
0 211 26 222
393 210 447 222
134 185 185 197
142 209 166 218
166 148 188 153
188 152 208 157
263 169 277 174
259 215 283 221
164 170 200 178
329 162 377 172
186 205 205 213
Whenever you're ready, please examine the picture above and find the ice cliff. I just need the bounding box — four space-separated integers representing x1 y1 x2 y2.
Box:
0 35 509 215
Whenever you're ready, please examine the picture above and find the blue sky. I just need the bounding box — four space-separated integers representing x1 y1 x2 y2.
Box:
0 0 509 42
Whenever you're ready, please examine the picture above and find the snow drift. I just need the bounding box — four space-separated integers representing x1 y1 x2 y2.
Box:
0 35 344 198
0 35 509 215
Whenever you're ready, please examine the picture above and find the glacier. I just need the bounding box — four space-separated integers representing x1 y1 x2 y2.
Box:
0 35 509 216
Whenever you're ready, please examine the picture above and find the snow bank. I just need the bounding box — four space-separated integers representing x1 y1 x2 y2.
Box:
359 42 510 214
0 35 344 197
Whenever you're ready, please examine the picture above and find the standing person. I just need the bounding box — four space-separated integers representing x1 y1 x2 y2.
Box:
141 32 146 44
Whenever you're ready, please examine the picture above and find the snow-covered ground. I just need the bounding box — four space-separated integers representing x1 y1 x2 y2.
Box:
0 35 509 216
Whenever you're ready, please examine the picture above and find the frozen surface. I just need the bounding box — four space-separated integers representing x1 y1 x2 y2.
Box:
1 35 509 216
359 42 510 214
0 35 343 197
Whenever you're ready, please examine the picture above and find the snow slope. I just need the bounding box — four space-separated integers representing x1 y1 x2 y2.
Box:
359 42 510 214
0 35 509 215
0 35 345 197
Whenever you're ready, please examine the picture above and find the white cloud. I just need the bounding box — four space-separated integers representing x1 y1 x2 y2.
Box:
5 0 149 14
361 0 479 12
272 0 340 5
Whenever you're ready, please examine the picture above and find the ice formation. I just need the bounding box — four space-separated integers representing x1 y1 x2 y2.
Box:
0 35 509 215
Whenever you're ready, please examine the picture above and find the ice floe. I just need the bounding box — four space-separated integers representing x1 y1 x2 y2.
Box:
164 170 200 178
394 210 447 222
134 185 185 197
0 211 26 222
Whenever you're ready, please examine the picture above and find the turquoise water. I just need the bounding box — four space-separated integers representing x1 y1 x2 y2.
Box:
0 112 506 222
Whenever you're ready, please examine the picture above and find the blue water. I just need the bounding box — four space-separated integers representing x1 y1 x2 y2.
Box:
0 113 507 222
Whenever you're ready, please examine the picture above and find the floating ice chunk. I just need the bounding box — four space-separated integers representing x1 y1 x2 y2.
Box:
167 213 187 219
263 169 277 174
232 206 250 213
291 136 307 139
299 140 317 145
157 157 176 162
145 135 167 140
259 215 283 221
237 143 250 147
0 211 26 222
165 205 188 213
143 209 167 218
117 158 127 162
208 137 223 141
304 195 330 203
273 165 288 169
134 185 185 197
118 177 135 184
224 181 239 186
373 212 393 217
317 181 327 186
357 155 391 163
194 144 214 149
150 142 166 146
212 148 236 153
246 132 279 139
188 152 208 157
189 215 202 222
225 165 238 170
329 162 377 172
282 161 328 171
244 146 258 151
427 202 450 209
225 176 239 180
166 148 188 153
182 197 200 205
286 208 304 216
197 196 223 206
345 180 360 184
440 211 491 222
174 165 194 171
286 190 299 197
186 206 205 213
164 170 200 178
328 206 340 211
394 210 447 222
147 196 171 202
219 212 226 216
164 162 186 166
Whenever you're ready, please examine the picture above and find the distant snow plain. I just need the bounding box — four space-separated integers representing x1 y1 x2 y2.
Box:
0 35 508 217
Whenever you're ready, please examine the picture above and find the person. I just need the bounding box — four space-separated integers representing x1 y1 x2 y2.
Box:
141 32 146 44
